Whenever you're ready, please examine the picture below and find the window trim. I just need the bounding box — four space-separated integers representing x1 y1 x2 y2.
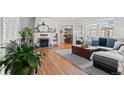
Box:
85 18 115 38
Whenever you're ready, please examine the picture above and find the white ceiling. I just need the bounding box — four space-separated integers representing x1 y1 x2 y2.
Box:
40 17 112 21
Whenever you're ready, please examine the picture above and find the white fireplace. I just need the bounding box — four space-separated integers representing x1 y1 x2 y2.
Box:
33 32 57 47
39 38 49 47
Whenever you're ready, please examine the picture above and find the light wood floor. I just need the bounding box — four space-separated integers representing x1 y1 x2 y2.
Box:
37 42 87 75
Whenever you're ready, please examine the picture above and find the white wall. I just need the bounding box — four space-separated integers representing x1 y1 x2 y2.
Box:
59 25 64 42
35 17 57 29
19 17 35 30
116 17 124 39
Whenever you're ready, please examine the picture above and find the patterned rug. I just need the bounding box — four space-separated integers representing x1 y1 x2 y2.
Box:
55 49 110 75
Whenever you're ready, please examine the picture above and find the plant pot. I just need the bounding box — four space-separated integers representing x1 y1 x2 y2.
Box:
28 69 35 75
28 63 42 75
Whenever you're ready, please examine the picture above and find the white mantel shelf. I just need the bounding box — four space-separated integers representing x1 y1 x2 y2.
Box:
33 32 57 47
34 31 55 33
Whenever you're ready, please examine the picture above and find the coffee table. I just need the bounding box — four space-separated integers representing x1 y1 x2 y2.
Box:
72 45 99 60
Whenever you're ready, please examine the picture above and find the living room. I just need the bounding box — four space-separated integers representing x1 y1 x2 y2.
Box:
0 17 124 75
1 0 124 93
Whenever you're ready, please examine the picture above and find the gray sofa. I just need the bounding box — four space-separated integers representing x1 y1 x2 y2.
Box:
91 37 123 74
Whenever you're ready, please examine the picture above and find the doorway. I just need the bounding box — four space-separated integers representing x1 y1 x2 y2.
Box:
60 25 73 45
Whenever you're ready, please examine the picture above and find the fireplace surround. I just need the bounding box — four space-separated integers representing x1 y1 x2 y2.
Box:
34 32 57 48
39 38 49 47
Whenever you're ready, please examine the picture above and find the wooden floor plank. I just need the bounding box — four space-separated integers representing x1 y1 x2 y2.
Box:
37 42 87 75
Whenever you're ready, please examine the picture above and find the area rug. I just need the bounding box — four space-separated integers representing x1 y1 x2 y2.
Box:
55 49 109 75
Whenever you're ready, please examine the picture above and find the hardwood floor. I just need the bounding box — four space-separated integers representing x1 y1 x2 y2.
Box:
37 42 87 75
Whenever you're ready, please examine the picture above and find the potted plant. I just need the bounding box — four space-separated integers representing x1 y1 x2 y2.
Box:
79 36 84 47
19 27 33 45
0 27 45 75
0 40 45 75
79 36 89 48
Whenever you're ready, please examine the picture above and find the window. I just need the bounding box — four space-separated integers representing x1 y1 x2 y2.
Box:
85 19 115 38
0 18 9 45
100 20 114 38
86 23 98 38
2 18 8 44
0 17 19 45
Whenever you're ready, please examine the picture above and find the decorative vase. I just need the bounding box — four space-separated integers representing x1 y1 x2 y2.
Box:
81 42 84 47
85 43 89 48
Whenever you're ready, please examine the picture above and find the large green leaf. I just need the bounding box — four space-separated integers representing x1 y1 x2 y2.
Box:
5 63 12 74
10 61 24 75
27 54 38 68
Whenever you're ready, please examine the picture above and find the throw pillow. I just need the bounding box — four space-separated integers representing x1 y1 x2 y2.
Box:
106 38 117 48
99 37 107 47
117 44 124 50
119 46 124 56
113 41 122 50
92 39 99 46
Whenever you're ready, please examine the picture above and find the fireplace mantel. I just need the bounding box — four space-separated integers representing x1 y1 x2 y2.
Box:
33 32 56 47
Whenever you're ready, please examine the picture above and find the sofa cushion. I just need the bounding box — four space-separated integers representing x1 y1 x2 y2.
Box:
92 38 99 46
99 37 107 47
92 40 99 46
106 38 117 48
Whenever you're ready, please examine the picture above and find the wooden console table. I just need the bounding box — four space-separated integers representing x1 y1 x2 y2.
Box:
72 45 99 60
